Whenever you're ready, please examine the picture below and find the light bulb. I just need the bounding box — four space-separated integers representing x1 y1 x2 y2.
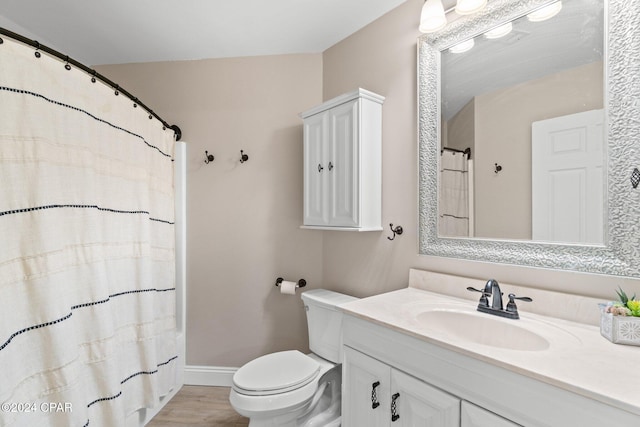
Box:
484 22 513 39
527 1 563 22
419 0 447 33
455 0 488 16
449 38 475 54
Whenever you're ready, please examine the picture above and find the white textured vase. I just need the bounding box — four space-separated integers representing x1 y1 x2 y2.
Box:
600 310 640 346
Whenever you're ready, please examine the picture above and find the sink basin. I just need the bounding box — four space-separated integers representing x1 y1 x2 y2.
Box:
415 309 551 351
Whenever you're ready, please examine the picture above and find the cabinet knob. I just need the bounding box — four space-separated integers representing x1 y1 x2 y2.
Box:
318 163 323 173
371 381 381 409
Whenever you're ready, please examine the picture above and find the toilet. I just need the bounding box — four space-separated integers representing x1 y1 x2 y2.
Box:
229 289 358 427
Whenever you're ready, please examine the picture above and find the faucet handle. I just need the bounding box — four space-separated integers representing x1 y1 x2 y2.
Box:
466 286 490 307
506 293 532 314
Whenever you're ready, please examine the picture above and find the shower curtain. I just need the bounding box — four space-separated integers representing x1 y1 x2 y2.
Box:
0 36 178 426
439 149 472 237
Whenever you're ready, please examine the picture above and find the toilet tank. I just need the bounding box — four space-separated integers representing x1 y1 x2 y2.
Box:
301 289 358 363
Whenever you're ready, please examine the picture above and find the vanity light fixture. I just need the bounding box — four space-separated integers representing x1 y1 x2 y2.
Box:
419 0 447 33
449 38 475 53
484 22 513 39
527 1 563 22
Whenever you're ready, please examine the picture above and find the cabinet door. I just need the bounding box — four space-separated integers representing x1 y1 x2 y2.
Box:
303 112 328 226
343 346 390 427
461 401 522 427
327 100 359 227
391 369 460 427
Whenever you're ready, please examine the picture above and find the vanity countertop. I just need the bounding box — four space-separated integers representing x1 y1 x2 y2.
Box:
339 287 640 417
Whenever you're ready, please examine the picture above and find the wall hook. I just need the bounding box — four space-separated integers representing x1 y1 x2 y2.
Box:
387 223 403 241
240 150 249 163
494 163 503 174
204 150 214 164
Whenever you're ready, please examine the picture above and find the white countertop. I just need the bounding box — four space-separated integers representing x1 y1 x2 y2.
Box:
340 287 640 417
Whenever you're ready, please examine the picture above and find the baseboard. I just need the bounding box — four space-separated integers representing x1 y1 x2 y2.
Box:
183 365 238 387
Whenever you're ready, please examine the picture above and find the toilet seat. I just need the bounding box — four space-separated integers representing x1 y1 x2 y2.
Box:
232 350 320 396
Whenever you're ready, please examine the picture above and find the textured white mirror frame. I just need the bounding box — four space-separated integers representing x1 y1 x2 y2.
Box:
418 0 640 277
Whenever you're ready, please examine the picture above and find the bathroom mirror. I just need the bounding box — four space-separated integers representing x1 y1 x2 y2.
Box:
418 0 640 277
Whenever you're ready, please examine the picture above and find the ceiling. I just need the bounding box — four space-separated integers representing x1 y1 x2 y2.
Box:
0 0 408 66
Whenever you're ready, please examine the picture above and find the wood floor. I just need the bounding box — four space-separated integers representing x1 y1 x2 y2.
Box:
147 386 249 427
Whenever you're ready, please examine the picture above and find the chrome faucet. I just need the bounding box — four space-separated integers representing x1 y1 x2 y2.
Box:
484 279 503 310
467 279 532 319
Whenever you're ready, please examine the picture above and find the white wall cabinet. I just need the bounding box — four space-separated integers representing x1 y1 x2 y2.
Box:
300 88 384 230
343 346 460 426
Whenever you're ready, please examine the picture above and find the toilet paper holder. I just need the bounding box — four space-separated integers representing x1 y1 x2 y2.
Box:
275 277 307 288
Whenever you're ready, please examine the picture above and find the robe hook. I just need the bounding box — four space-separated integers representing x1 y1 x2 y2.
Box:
204 151 214 164
240 150 249 163
387 223 403 241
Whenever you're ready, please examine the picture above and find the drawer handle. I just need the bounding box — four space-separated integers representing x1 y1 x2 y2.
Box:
391 392 400 422
328 161 334 171
371 381 381 409
318 163 323 173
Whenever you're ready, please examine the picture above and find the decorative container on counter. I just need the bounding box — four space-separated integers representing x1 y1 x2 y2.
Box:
600 308 640 346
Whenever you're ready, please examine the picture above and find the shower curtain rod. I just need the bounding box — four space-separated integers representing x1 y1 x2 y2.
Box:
0 27 182 141
441 146 471 159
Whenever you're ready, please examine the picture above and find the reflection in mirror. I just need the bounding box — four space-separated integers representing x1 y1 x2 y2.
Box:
438 0 604 244
419 0 640 277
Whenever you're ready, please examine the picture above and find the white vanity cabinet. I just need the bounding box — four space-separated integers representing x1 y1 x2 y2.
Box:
300 88 384 230
460 402 520 427
341 313 638 427
343 346 460 426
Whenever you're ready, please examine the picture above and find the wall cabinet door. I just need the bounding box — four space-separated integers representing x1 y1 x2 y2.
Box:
303 112 328 226
461 401 522 427
343 346 460 427
300 88 383 230
327 100 359 227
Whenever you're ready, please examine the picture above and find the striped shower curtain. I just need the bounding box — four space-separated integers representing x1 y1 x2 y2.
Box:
0 36 178 426
439 149 472 237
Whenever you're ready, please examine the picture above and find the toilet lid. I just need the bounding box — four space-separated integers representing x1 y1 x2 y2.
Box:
233 350 320 396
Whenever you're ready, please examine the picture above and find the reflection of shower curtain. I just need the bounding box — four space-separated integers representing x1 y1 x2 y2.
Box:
439 150 472 237
0 37 177 426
